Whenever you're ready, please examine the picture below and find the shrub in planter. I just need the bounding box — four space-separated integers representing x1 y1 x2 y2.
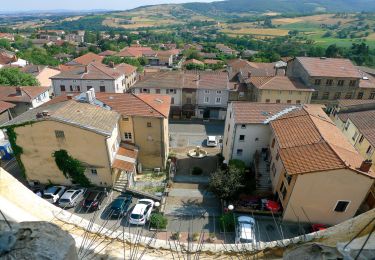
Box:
192 232 200 241
150 213 168 230
192 166 203 175
171 231 181 240
220 212 235 232
208 233 216 242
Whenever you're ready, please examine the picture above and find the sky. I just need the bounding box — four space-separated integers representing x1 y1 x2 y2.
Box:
0 0 217 12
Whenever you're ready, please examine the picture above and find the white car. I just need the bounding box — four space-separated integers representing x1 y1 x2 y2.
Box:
42 186 66 204
129 199 155 225
206 136 218 147
235 216 256 244
58 188 86 208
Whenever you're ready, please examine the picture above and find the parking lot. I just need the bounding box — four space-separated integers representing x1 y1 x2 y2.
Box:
169 120 224 149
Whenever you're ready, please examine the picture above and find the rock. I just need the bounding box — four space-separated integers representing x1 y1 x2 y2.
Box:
0 221 78 260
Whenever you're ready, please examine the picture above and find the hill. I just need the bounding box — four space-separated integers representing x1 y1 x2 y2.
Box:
183 0 375 15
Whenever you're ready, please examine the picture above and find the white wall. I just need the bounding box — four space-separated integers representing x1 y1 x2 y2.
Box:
31 91 51 108
106 123 121 165
131 87 182 106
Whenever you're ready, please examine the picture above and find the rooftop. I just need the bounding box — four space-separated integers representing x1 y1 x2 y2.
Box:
337 99 375 108
0 101 15 113
66 52 103 66
270 105 373 177
0 86 49 103
294 57 361 78
338 109 375 147
95 93 171 118
2 100 120 136
249 76 313 92
231 102 298 124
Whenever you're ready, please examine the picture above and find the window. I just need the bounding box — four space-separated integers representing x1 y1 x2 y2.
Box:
124 132 132 140
366 145 373 155
87 86 92 91
288 91 292 95
337 80 344 86
357 92 364 99
204 90 210 94
215 97 221 104
171 97 175 105
314 79 321 86
296 100 301 104
60 85 66 92
142 88 150 93
345 92 352 99
334 201 350 212
285 173 292 185
276 99 280 103
271 138 275 148
271 163 276 176
352 132 358 141
236 149 243 156
359 135 364 144
322 92 330 100
167 89 175 94
77 86 80 92
326 79 333 86
287 100 291 104
239 92 244 97
312 92 318 100
123 117 129 121
334 92 341 99
69 85 73 91
204 97 209 103
370 92 375 100
186 97 192 104
100 86 105 92
155 89 161 94
216 90 222 94
349 80 356 87
241 124 246 129
55 130 65 139
276 152 280 161
239 135 245 141
265 99 270 103
344 121 350 130
91 169 98 175
147 122 152 127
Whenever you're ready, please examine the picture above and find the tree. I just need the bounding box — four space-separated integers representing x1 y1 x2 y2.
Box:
325 44 340 58
264 17 273 28
0 67 39 86
209 165 244 201
0 39 11 50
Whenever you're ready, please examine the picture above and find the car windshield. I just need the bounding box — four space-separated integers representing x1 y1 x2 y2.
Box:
59 199 70 203
240 220 253 225
138 200 150 205
112 199 124 208
42 194 53 199
131 213 143 219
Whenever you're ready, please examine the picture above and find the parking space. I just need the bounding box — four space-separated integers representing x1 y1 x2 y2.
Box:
169 120 224 149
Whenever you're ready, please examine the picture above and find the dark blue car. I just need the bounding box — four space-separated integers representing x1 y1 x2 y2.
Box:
110 194 133 218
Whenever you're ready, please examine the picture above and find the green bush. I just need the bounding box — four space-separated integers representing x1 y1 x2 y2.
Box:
220 212 235 232
228 159 246 172
150 213 168 229
192 166 203 175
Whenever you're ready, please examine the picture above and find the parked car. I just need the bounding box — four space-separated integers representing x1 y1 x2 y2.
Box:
129 199 155 225
206 136 218 147
58 188 86 208
42 186 66 204
235 216 256 244
81 190 106 211
110 194 133 218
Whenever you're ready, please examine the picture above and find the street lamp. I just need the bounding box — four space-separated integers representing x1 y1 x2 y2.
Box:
155 202 160 208
228 204 234 211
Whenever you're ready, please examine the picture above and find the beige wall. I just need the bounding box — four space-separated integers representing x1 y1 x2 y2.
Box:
257 89 312 104
283 169 373 225
15 120 114 186
119 115 168 169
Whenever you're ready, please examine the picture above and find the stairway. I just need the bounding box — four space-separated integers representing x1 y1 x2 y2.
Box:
113 172 128 192
255 153 272 193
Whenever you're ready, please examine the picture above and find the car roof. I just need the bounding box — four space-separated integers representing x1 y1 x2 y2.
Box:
60 189 79 199
132 203 147 214
239 223 254 240
45 186 63 193
112 197 125 207
86 190 101 199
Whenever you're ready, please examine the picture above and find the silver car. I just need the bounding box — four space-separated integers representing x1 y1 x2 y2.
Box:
58 188 85 208
42 186 66 204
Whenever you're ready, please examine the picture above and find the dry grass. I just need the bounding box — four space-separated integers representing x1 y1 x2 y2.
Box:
274 14 355 25
272 17 304 25
221 28 290 36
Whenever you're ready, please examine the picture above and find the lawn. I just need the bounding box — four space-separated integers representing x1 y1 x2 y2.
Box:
220 28 290 36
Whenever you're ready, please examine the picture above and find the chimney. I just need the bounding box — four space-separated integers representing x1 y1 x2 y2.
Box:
360 159 372 173
15 87 22 96
84 66 88 73
109 61 115 68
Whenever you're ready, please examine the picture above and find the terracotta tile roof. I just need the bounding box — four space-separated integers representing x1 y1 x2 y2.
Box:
95 93 170 118
231 102 297 124
356 66 375 76
66 52 103 66
115 63 137 76
112 147 138 172
295 57 361 78
98 50 117 57
0 101 15 113
183 59 204 66
116 46 154 58
0 86 49 103
338 110 375 147
134 71 229 90
271 106 374 177
337 99 375 108
358 70 375 89
249 76 313 92
51 62 130 80
2 100 120 136
227 59 281 79
204 59 222 65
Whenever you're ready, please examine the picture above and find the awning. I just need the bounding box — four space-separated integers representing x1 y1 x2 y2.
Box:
112 147 138 172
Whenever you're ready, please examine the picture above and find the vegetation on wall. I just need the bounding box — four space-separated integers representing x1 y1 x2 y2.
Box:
53 149 91 187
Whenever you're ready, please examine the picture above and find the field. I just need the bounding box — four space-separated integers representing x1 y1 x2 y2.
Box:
221 27 289 36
